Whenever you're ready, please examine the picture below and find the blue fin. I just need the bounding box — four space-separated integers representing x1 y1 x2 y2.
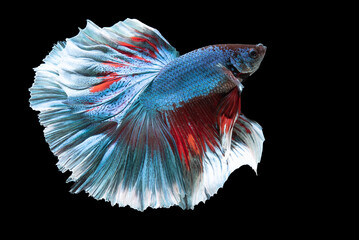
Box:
30 18 178 119
29 19 181 210
69 101 187 210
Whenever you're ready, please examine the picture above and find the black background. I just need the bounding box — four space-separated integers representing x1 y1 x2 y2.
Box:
10 2 331 235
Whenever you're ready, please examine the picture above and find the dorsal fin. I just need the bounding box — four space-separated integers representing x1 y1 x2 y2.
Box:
30 19 178 124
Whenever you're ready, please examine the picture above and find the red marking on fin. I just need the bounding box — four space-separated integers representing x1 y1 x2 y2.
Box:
83 101 95 105
118 40 157 59
102 61 128 68
132 28 159 44
85 106 98 112
220 115 234 133
218 88 241 135
163 94 222 170
131 37 159 53
142 32 159 43
188 134 200 155
105 44 150 62
115 48 149 62
238 116 252 134
117 41 140 49
170 121 190 169
161 89 242 171
90 72 122 93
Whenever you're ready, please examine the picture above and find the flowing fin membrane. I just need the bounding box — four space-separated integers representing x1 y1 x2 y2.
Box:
30 19 184 209
30 19 264 210
160 88 264 207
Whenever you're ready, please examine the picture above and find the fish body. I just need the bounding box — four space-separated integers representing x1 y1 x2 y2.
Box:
29 19 266 210
141 44 265 111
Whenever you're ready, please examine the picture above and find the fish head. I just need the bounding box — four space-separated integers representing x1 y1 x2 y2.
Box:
224 43 266 82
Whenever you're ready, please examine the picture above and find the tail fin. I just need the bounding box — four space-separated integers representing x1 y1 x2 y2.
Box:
69 101 186 210
29 19 180 210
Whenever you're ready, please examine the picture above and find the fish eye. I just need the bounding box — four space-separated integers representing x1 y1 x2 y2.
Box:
249 49 258 59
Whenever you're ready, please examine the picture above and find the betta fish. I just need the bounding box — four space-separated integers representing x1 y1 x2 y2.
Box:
29 19 266 211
